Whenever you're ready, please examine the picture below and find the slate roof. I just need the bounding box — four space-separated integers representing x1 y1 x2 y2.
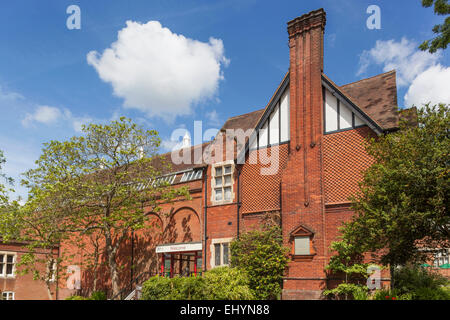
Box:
339 70 399 131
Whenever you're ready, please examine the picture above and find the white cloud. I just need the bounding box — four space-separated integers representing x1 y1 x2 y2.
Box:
87 20 229 121
205 109 221 126
357 37 440 87
404 64 450 108
22 105 62 127
357 37 449 108
21 105 92 132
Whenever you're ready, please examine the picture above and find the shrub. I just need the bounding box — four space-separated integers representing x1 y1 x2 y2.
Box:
65 295 90 300
394 265 448 293
230 226 289 300
90 291 107 300
141 267 254 300
202 267 254 300
413 286 450 300
65 291 107 300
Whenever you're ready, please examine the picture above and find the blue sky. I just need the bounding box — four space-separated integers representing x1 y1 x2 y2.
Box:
0 0 449 200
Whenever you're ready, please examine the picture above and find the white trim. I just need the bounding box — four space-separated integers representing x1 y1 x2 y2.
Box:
210 161 235 205
155 242 202 254
2 291 15 300
209 238 232 269
0 251 17 279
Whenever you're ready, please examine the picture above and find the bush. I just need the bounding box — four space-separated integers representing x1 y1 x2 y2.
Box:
90 291 107 300
202 267 254 300
393 265 449 300
230 226 289 300
141 267 254 300
65 291 107 300
65 295 90 300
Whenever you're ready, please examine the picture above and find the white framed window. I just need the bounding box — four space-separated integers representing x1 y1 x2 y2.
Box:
433 249 449 267
211 162 234 204
210 238 232 268
2 291 14 300
294 237 310 256
0 252 16 278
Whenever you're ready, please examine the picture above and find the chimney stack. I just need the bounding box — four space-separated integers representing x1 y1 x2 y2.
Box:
287 8 326 151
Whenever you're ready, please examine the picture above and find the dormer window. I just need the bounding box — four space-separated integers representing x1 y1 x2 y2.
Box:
211 161 234 204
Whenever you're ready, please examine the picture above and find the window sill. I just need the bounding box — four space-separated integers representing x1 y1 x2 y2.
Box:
210 200 234 207
290 254 316 261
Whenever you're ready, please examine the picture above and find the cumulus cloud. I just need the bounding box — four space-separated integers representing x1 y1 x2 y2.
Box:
404 64 450 107
357 37 440 87
22 105 62 126
22 105 92 132
357 37 449 108
87 20 229 121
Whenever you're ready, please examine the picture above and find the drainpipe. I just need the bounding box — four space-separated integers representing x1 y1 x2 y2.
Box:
130 230 134 287
236 164 241 240
203 168 208 272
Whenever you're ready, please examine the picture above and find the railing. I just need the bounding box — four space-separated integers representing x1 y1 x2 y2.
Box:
109 271 156 300
109 270 204 300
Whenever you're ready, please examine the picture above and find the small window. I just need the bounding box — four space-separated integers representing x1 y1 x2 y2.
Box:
434 249 449 267
294 237 310 256
2 291 14 300
212 163 233 204
212 241 231 268
0 253 15 277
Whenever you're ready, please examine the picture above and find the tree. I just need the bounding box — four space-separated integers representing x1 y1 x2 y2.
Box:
324 239 372 300
343 104 449 269
419 0 450 53
6 117 188 298
230 225 289 300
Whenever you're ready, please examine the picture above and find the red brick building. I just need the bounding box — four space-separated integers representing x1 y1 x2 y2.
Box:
4 8 443 300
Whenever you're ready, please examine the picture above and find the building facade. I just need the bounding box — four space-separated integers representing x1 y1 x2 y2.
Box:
4 8 444 300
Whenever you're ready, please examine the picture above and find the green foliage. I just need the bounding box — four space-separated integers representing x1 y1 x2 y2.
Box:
141 267 254 300
201 267 255 300
393 265 449 300
90 291 107 300
65 290 107 300
420 0 450 53
324 283 369 300
345 105 450 266
230 226 289 300
66 295 90 300
324 239 373 300
0 117 189 298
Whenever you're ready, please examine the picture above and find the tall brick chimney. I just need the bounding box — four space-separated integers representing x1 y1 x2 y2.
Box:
281 9 327 300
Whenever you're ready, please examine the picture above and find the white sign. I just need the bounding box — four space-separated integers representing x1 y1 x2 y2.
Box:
156 242 202 253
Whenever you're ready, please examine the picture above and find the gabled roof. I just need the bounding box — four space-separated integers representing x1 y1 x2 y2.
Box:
339 70 399 131
220 108 265 133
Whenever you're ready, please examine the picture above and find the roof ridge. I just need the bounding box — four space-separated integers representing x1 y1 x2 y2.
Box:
341 69 396 88
226 108 265 120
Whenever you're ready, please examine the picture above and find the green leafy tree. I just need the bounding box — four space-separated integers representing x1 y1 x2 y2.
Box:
3 117 188 298
419 0 450 53
230 226 289 300
324 239 372 300
343 104 449 270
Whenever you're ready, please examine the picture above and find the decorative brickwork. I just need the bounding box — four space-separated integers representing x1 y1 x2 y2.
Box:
240 144 289 214
323 126 376 204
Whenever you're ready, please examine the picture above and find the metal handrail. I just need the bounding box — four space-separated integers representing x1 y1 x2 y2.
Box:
109 271 155 300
